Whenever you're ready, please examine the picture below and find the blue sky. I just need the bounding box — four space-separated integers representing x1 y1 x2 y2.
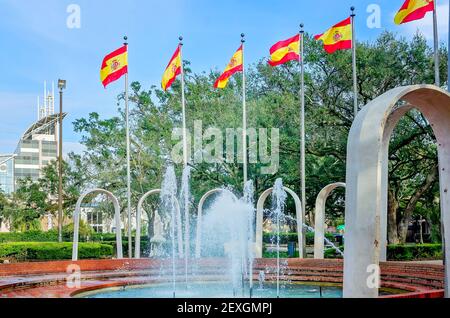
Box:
0 0 448 154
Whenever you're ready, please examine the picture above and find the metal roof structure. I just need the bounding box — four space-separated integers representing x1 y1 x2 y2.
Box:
21 113 67 140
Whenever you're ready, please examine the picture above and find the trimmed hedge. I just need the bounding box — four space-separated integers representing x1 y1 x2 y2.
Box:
0 231 149 244
0 231 58 243
387 244 443 261
263 232 335 245
101 240 151 257
0 242 113 261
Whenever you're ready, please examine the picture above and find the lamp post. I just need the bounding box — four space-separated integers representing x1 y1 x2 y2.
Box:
57 79 66 243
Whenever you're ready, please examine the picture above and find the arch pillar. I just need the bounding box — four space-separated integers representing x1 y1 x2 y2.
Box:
135 189 182 259
72 189 122 261
314 182 345 259
195 188 239 258
344 85 450 298
255 187 304 258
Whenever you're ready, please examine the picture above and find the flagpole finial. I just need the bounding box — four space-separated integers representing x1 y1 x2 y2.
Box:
179 36 183 46
123 36 128 46
241 33 245 43
351 6 355 17
300 23 304 34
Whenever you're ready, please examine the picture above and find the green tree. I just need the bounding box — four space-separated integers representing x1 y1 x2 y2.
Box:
68 31 447 244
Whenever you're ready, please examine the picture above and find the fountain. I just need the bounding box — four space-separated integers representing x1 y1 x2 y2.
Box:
271 178 287 298
3 86 447 299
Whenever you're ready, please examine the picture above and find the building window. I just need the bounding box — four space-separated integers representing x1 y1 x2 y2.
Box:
86 211 104 233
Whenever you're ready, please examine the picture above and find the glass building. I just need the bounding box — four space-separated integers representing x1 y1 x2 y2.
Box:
13 113 65 187
0 83 66 193
0 154 15 194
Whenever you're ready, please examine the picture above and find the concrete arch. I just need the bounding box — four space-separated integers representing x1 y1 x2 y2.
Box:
72 189 122 261
314 182 346 259
195 188 239 258
343 85 450 298
135 189 183 259
255 187 305 258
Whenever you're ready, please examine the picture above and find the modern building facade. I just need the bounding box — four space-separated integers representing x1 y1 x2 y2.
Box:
0 82 68 233
0 154 15 194
14 114 61 186
9 82 66 191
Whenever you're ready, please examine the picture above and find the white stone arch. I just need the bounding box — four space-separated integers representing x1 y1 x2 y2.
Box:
135 189 183 259
195 188 239 258
314 182 346 259
344 85 450 298
255 187 305 258
72 189 122 261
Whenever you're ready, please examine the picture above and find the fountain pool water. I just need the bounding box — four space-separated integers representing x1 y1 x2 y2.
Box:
84 282 342 298
111 175 347 299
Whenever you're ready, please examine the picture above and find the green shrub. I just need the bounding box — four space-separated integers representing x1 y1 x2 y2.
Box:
324 247 344 259
263 232 335 245
101 240 151 257
0 231 58 243
0 242 113 261
60 220 94 242
263 251 300 258
387 244 443 261
0 221 94 243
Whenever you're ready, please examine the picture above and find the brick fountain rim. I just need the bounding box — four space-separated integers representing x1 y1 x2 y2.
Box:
0 258 445 298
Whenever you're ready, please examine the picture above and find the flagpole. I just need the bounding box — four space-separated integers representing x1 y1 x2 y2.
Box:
351 7 358 116
433 0 441 86
180 36 189 166
179 36 190 285
299 24 306 259
123 35 132 258
241 33 248 186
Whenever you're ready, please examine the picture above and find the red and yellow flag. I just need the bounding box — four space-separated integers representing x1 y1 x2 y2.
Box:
162 45 182 91
314 18 352 54
100 45 128 88
214 45 243 89
268 34 300 67
394 0 434 25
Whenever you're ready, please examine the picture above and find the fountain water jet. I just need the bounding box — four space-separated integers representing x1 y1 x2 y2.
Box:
180 166 191 287
271 179 287 298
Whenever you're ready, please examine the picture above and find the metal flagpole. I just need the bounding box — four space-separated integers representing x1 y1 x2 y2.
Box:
299 24 306 259
57 80 66 243
351 7 358 116
179 36 190 285
241 33 248 186
444 0 449 288
180 36 189 167
124 36 132 258
433 0 441 86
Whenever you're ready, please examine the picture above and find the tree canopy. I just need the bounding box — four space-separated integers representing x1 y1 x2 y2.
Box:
2 31 447 244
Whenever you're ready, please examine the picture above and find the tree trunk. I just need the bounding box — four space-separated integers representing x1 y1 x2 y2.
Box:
398 165 438 243
387 189 400 244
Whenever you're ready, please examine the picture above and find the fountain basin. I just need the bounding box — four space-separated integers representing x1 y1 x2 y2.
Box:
0 259 444 298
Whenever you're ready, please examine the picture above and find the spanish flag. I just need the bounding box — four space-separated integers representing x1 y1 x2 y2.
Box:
162 45 182 91
394 0 434 25
314 18 352 54
268 34 300 67
214 45 243 89
100 45 128 88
